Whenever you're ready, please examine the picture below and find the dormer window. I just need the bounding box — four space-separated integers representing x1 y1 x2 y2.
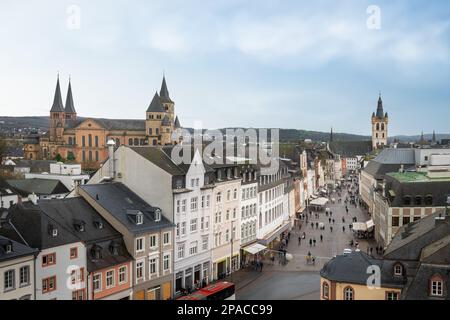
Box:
52 229 58 237
5 243 12 253
109 242 119 256
414 196 422 206
430 275 444 297
403 196 412 206
48 224 58 237
94 221 103 229
393 263 403 276
424 195 433 206
136 212 144 225
155 209 161 222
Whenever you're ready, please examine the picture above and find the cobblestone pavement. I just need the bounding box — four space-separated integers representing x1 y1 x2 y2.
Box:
234 180 381 299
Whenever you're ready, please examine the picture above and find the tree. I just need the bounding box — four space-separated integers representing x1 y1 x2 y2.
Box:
0 137 6 163
67 151 75 161
54 153 64 162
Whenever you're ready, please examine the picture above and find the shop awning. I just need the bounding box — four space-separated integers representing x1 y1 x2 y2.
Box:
352 222 367 231
366 219 374 229
242 243 267 255
258 222 291 246
310 197 329 206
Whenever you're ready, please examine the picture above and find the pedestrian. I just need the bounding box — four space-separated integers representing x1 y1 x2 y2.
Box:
370 247 373 255
260 261 264 272
342 217 345 223
315 222 318 229
309 238 312 247
288 232 291 240
332 219 335 224
328 218 331 223
311 222 314 228
325 211 328 217
330 226 333 232
342 226 345 232
286 238 289 246
313 238 316 246
298 236 301 246
320 234 323 242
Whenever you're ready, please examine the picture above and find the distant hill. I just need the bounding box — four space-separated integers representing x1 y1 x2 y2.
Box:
1 116 448 143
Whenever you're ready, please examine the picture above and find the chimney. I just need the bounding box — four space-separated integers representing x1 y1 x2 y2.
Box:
28 193 38 205
106 139 116 179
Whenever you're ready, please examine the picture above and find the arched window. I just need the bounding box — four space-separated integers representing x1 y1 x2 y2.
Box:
322 282 330 300
134 138 139 146
393 263 403 276
414 196 422 206
376 123 380 131
128 138 133 146
343 286 354 300
424 195 433 206
403 196 412 206
381 123 385 131
259 212 262 228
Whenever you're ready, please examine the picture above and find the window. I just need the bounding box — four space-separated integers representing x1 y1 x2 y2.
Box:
391 216 399 227
403 196 412 206
149 258 158 276
136 237 144 252
136 212 143 225
402 216 410 226
155 209 161 222
393 264 403 276
425 195 433 206
181 222 186 235
95 136 99 147
149 128 152 135
88 134 92 147
226 210 230 220
216 192 222 203
196 178 199 186
322 282 329 300
82 136 86 147
42 276 56 293
414 196 422 205
163 253 170 272
189 242 198 255
233 208 237 219
176 200 181 213
191 179 195 187
42 253 56 267
149 235 158 249
225 229 230 242
233 188 237 199
72 289 84 300
118 266 127 284
181 199 187 212
4 270 14 291
19 266 30 286
386 292 399 300
227 190 231 201
206 195 210 208
106 270 115 288
215 212 221 223
191 197 198 211
202 237 208 251
178 244 185 259
92 274 102 292
190 219 198 232
136 260 144 280
430 276 444 297
343 286 354 300
163 232 170 245
70 247 78 259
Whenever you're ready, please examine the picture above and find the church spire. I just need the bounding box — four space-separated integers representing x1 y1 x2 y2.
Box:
50 75 65 112
64 77 76 114
376 92 384 118
330 127 333 142
159 75 173 103
432 130 436 142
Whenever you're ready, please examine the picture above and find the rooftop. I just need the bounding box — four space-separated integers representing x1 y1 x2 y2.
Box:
387 171 450 183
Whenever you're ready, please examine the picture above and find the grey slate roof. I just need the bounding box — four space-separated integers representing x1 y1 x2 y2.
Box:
384 210 450 261
146 91 166 113
2 201 81 249
329 140 372 157
373 148 415 164
50 77 65 112
80 182 174 235
0 235 37 262
0 178 18 196
130 146 186 176
320 251 403 288
402 264 450 300
14 160 57 173
6 178 69 196
93 118 145 131
64 80 76 113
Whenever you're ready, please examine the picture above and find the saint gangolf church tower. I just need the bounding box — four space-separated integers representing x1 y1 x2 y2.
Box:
371 94 388 149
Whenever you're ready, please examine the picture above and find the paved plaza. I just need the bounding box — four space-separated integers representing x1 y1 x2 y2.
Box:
235 181 380 300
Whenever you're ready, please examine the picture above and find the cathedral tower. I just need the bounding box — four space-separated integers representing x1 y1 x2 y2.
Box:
49 75 66 142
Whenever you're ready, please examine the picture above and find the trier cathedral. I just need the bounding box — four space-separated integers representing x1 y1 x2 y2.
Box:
24 75 182 169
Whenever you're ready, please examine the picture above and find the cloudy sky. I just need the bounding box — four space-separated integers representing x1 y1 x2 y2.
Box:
1 0 449 136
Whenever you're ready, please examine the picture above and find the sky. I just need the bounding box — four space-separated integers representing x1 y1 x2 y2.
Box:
0 0 449 136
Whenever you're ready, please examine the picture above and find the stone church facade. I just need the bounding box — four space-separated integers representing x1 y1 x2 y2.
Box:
24 76 182 169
